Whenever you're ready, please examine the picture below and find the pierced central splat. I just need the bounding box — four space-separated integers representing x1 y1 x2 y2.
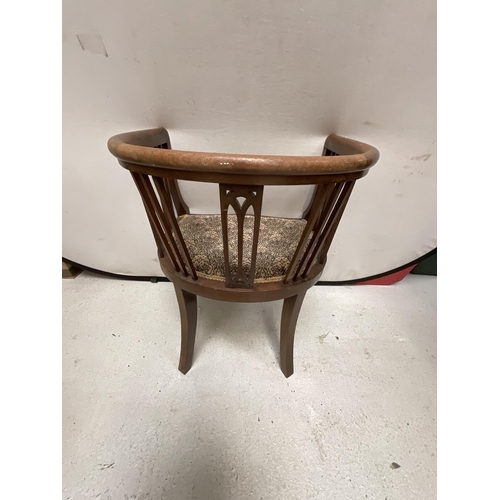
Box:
219 184 264 288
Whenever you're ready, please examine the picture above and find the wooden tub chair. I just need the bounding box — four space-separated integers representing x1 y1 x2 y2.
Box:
108 128 379 377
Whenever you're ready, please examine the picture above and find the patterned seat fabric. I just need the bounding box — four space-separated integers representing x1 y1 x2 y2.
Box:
177 214 307 283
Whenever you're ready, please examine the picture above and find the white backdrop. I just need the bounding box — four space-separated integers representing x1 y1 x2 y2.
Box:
62 0 436 281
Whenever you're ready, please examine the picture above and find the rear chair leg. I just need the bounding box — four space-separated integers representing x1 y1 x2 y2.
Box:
174 285 198 374
280 291 307 378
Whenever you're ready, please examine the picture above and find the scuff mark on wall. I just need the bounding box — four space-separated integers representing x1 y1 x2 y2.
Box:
411 153 431 162
76 34 108 57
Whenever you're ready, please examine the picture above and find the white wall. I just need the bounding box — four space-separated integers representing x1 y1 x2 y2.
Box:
63 0 436 280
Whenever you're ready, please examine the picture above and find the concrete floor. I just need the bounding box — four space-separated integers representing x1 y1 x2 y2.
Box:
63 273 436 500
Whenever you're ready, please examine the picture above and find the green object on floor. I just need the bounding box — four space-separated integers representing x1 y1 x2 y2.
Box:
411 251 437 276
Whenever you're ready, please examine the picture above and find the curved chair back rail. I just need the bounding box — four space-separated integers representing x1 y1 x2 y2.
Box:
108 128 379 376
108 128 379 185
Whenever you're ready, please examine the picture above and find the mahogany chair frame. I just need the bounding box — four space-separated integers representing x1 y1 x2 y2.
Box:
108 128 379 377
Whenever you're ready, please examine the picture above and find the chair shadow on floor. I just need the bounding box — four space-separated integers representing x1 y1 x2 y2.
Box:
193 297 283 366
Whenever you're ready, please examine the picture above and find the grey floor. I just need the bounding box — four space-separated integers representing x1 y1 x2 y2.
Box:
63 273 436 500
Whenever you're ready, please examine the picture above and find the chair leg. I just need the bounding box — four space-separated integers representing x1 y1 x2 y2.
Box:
280 290 307 378
174 285 198 374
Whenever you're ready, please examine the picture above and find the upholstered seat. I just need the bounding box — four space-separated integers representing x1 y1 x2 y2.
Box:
178 214 307 283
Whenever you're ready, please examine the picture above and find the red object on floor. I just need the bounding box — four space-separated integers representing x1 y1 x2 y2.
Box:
357 265 416 285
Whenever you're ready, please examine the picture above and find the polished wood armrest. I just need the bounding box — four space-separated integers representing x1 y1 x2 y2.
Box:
108 128 379 179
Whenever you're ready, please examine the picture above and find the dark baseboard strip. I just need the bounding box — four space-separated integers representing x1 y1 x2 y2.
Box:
63 248 436 286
